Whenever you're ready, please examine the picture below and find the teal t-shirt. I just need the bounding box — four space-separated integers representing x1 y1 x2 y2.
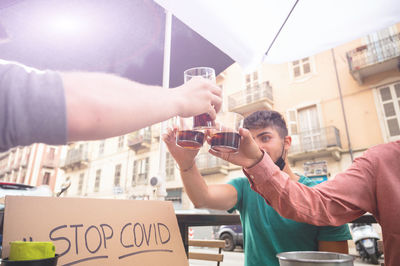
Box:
228 176 352 266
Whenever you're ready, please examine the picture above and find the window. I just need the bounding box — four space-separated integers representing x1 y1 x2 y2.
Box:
166 153 175 181
114 164 122 186
244 71 261 104
132 161 137 186
78 173 84 195
245 71 259 89
133 158 149 184
138 127 151 140
94 170 101 192
287 105 322 152
42 172 50 185
291 57 311 78
118 136 125 149
48 147 55 160
377 82 400 141
286 109 298 135
297 106 322 151
98 140 105 156
166 188 182 209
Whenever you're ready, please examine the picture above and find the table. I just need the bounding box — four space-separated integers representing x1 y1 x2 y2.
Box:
176 213 377 255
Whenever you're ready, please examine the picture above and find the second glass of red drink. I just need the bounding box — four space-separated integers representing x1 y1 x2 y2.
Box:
210 112 244 153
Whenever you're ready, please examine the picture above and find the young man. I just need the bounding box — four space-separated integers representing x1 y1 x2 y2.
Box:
209 114 400 266
163 110 351 266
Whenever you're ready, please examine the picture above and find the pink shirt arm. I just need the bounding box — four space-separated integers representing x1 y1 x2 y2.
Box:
243 151 376 226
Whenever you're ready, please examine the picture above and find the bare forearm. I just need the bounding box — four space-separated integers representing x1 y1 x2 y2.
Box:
180 165 212 208
62 72 181 141
181 165 237 210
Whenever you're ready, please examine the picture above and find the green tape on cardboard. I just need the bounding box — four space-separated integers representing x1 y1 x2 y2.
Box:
9 241 55 261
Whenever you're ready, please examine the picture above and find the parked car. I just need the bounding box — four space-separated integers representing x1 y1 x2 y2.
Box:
217 224 243 251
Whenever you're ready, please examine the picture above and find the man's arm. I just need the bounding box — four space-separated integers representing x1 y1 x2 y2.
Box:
243 151 375 226
180 165 238 210
163 128 237 210
209 128 376 226
62 72 222 141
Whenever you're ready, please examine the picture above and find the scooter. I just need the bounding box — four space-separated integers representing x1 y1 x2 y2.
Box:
350 223 382 264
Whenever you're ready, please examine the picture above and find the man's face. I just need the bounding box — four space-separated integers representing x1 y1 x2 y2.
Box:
248 126 290 162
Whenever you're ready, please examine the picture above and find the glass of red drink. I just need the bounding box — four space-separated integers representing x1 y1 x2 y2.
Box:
175 116 205 150
184 67 216 129
210 112 244 153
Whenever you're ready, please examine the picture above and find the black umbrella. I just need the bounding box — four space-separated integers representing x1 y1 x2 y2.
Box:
0 0 234 87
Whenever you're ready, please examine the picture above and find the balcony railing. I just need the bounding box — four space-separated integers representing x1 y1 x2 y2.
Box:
346 33 400 83
196 152 229 175
288 126 342 163
228 81 273 115
128 130 152 152
62 149 89 170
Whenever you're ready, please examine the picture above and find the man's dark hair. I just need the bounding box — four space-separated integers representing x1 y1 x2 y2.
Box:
244 110 288 138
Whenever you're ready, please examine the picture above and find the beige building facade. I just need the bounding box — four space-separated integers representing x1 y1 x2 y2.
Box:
222 23 400 182
4 24 399 211
0 144 63 191
58 23 400 208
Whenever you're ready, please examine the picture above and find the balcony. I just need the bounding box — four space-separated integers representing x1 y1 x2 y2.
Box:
128 130 152 152
288 126 342 164
42 156 57 168
228 81 273 115
347 33 400 84
61 149 89 171
196 152 229 175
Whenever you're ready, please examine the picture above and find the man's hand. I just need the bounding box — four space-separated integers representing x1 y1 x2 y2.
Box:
173 77 222 120
208 128 263 168
162 127 200 170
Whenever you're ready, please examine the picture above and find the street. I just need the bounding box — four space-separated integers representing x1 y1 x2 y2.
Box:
189 247 384 266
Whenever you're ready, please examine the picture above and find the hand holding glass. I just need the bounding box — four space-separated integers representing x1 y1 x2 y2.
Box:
210 112 244 153
184 67 216 129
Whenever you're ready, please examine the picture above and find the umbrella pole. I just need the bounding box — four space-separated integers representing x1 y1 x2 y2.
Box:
156 10 172 201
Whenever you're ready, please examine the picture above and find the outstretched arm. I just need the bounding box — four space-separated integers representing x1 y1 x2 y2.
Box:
210 127 376 226
63 73 222 141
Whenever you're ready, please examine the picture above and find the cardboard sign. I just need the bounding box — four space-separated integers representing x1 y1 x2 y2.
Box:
2 196 188 266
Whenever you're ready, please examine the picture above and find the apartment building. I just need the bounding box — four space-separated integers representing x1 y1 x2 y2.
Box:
0 144 63 191
223 24 400 181
56 23 400 209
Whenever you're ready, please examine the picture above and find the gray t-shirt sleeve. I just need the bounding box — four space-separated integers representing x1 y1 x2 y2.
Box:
0 59 67 151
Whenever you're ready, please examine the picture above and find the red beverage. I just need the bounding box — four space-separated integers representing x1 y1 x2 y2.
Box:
210 132 241 153
176 130 205 149
193 113 215 129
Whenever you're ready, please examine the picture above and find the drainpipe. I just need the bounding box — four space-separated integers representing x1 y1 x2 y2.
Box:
331 48 354 162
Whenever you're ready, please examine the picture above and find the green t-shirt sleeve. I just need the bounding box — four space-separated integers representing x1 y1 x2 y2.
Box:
226 177 245 213
317 224 353 241
298 175 352 241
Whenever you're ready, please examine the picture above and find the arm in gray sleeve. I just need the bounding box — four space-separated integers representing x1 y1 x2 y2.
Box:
0 59 67 151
